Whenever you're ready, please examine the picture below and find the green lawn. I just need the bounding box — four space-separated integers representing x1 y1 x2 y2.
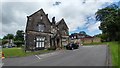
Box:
107 42 119 66
119 42 120 68
2 47 54 58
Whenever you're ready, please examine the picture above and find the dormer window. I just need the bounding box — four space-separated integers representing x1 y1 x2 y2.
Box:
38 24 45 32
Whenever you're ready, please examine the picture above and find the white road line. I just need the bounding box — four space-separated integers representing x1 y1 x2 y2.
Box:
73 49 79 51
35 55 41 59
0 63 4 68
73 50 76 51
83 46 94 47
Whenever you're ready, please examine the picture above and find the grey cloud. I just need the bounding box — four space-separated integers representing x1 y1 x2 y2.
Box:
53 1 61 6
1 2 45 36
1 0 114 38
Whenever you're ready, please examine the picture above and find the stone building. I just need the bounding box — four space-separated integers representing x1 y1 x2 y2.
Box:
25 9 69 51
69 33 101 44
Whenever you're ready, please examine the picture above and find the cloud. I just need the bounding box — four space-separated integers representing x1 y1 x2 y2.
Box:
53 2 61 6
1 0 116 38
87 21 101 32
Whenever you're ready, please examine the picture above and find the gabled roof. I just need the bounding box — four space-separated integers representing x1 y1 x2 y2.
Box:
56 18 69 29
27 8 51 25
28 8 45 17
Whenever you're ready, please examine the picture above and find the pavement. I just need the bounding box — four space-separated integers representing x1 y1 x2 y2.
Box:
2 45 109 66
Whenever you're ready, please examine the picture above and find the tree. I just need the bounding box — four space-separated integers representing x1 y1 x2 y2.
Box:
95 3 120 41
79 31 86 35
14 30 24 41
14 30 24 47
3 34 14 39
2 34 14 45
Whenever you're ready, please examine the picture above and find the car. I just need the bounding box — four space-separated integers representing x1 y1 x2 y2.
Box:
66 43 79 50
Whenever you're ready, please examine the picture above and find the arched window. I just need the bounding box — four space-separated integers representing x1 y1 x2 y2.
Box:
38 24 45 32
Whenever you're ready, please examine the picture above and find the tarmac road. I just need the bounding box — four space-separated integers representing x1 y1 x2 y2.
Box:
3 45 109 66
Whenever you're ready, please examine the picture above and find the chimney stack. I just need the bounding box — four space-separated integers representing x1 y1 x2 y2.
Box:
52 17 55 24
46 14 48 17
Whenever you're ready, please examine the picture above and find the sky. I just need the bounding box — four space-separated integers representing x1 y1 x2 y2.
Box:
0 0 119 38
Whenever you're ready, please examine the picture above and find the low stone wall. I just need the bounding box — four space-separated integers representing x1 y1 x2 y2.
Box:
83 37 101 44
70 37 101 44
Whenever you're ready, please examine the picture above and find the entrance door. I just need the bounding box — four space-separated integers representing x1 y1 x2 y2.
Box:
57 38 60 47
36 37 45 48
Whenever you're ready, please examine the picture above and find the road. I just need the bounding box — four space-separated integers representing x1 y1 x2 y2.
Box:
3 45 108 66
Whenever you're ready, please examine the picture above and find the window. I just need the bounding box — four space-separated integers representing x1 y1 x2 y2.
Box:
40 15 43 20
38 24 45 32
36 37 45 48
40 16 43 20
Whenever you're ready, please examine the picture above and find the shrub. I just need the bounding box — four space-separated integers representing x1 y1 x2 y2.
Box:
47 46 56 50
2 40 8 45
14 41 24 47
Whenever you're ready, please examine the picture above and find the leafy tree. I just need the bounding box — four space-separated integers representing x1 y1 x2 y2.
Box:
79 31 86 35
94 34 102 38
14 30 24 41
95 4 120 41
14 30 24 47
3 34 14 39
2 40 8 45
2 34 14 45
14 41 24 47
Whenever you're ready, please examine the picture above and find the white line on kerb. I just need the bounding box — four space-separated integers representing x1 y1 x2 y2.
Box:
35 55 41 59
0 63 4 68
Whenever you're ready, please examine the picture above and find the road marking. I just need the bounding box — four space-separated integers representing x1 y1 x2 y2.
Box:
35 55 41 59
38 52 58 58
0 63 4 68
73 49 79 51
82 46 94 47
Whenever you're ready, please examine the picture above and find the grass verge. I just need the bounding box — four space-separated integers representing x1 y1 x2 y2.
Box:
2 47 54 58
107 42 118 66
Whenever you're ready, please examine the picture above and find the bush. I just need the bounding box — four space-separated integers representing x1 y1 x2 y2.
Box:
14 41 24 47
2 40 8 45
47 46 56 50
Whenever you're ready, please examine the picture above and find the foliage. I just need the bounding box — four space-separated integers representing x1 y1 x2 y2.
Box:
100 33 109 42
3 34 14 39
79 31 86 35
108 42 118 66
47 46 56 50
2 39 8 45
14 30 24 46
2 30 25 46
2 34 14 45
14 41 24 47
14 30 24 41
83 42 106 45
95 4 120 41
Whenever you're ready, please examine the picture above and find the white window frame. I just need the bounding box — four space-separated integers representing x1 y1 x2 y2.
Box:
36 37 45 48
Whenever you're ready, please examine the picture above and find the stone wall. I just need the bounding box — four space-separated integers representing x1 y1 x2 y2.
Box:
82 37 101 44
70 37 101 45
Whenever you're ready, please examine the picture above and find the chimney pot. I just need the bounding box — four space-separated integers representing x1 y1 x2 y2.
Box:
52 17 55 24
